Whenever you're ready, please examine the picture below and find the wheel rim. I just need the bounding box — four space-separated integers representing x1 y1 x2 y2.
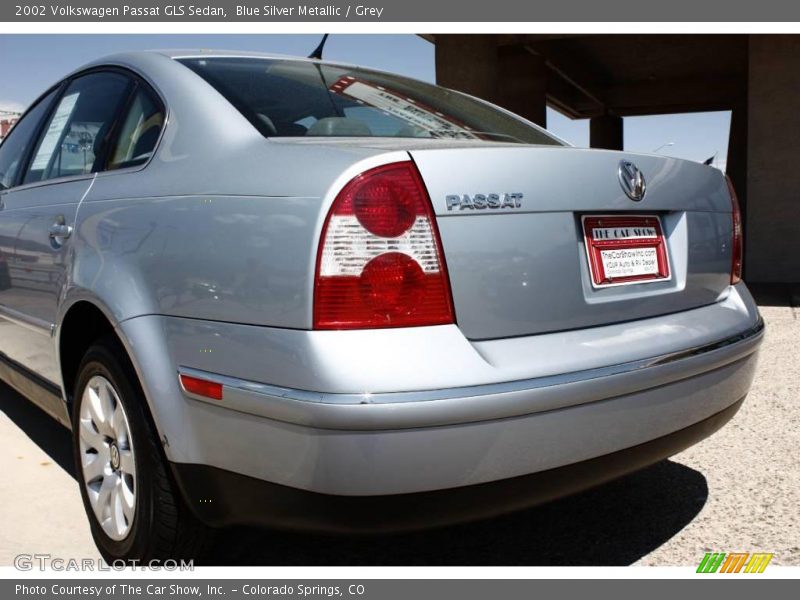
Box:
78 375 137 541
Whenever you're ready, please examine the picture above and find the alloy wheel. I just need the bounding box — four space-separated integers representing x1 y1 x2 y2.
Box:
78 375 137 541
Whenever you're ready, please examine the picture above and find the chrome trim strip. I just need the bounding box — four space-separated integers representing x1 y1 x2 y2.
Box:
0 304 53 337
178 318 764 430
0 351 70 428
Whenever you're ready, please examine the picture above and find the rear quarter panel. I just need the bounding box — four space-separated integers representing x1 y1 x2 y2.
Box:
67 52 400 328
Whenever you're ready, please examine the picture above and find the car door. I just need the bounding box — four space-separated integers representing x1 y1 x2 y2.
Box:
0 70 133 384
0 86 63 379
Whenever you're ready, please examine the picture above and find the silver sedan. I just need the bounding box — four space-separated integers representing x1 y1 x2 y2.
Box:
0 50 762 562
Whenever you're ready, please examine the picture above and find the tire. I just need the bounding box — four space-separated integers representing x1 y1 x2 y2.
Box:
71 336 210 563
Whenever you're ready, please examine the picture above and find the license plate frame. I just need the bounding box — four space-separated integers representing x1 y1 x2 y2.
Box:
581 214 671 288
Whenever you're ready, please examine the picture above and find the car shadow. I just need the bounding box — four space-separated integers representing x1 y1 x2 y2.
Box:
0 381 76 478
0 382 708 566
209 459 708 566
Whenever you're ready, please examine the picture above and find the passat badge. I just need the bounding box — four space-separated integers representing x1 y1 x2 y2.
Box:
446 193 523 211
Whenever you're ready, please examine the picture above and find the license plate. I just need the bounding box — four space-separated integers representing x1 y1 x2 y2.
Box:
582 215 671 288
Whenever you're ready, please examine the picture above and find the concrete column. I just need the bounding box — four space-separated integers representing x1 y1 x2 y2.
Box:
726 100 748 226
497 47 547 127
590 114 623 150
746 35 800 283
435 35 548 128
435 35 499 102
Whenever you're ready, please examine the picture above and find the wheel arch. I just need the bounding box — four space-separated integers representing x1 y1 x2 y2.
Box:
57 299 119 407
58 291 184 462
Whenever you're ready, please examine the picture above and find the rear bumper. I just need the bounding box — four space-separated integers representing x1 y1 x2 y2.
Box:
177 319 762 431
164 318 761 501
115 283 762 514
173 396 745 533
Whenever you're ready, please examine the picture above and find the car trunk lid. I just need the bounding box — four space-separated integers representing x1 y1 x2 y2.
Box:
409 146 734 340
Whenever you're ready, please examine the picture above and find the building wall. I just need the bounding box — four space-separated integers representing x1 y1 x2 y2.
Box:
0 117 19 141
746 35 800 282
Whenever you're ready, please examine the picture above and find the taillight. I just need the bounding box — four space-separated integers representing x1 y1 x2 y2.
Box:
727 176 743 285
314 161 455 330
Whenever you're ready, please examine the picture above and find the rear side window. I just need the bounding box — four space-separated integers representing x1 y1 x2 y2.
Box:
178 57 562 146
23 71 131 184
108 86 164 170
0 88 59 190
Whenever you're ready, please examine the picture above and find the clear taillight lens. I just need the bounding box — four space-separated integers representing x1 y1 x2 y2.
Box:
727 176 743 285
314 161 455 330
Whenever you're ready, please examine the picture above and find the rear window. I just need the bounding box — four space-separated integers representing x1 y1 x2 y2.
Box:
177 57 562 145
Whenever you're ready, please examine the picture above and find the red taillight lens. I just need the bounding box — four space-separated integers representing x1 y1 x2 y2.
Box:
179 374 223 400
314 161 455 330
359 252 427 315
727 176 743 285
353 175 418 237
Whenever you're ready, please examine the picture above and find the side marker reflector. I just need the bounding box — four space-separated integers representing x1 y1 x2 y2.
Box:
179 374 223 401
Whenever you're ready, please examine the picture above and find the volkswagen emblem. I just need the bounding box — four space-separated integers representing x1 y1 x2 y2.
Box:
618 160 646 201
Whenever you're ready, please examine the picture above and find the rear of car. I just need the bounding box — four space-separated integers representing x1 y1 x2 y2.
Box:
5 51 761 562
152 55 762 531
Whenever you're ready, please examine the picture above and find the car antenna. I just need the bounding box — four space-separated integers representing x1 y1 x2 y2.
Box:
308 34 329 60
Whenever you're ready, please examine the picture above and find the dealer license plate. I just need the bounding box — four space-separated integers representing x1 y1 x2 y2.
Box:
582 215 671 288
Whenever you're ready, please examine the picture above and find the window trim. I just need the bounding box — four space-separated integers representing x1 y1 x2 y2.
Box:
19 68 134 189
96 68 168 178
3 65 168 194
27 74 136 186
98 78 167 174
0 81 64 192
